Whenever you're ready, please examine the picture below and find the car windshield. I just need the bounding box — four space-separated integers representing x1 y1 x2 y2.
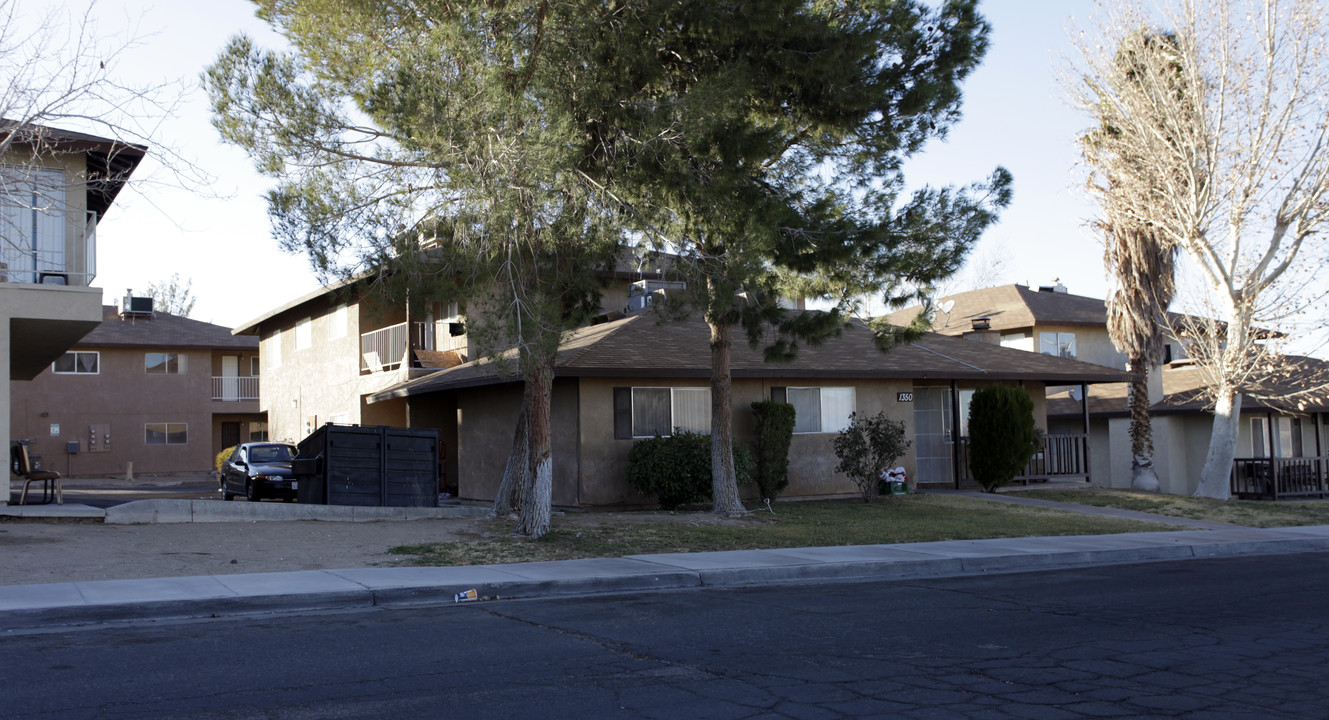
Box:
248 445 294 463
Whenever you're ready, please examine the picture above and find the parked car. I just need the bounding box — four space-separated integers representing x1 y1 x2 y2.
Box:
220 443 298 502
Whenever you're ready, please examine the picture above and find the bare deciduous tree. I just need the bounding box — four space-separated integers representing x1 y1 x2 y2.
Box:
145 272 196 317
1069 0 1329 499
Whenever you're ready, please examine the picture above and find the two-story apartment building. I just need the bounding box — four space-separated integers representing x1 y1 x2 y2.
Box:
2 122 144 501
9 302 265 477
888 283 1329 496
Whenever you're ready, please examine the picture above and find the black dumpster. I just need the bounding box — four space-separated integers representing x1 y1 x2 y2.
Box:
293 423 439 507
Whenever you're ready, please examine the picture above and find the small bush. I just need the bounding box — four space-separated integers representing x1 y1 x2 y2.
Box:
626 431 753 510
750 400 796 501
967 385 1036 492
215 446 237 475
832 412 911 503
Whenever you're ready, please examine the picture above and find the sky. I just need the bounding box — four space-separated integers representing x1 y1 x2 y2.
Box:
48 0 1109 329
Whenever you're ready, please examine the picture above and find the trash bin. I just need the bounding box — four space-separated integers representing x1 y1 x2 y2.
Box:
293 423 438 507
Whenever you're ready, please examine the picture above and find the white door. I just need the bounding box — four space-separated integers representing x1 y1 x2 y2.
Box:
221 355 239 401
912 387 954 484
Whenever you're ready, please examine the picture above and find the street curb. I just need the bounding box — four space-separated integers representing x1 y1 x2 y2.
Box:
5 530 1329 630
101 499 489 524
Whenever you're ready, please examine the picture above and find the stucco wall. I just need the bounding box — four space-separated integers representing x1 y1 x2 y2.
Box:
454 380 580 506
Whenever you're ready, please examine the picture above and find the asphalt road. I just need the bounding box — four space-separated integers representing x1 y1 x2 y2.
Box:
4 552 1328 719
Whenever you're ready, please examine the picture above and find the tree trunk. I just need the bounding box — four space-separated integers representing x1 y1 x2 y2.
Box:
708 317 746 517
1126 357 1161 492
489 385 531 519
515 354 555 538
1194 388 1241 499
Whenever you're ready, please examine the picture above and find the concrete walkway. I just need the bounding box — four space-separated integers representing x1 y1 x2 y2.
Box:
3 492 1329 630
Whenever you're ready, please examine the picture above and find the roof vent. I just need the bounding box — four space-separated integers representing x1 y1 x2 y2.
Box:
1038 279 1069 294
971 317 991 331
121 293 154 318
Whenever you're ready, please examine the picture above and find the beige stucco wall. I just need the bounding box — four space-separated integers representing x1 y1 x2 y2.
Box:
454 380 580 506
1 150 91 283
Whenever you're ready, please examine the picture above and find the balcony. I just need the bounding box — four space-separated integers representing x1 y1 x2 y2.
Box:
360 320 468 373
0 211 98 287
212 376 260 402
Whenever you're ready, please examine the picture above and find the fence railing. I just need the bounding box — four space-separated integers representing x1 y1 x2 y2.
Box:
212 376 260 401
414 320 468 354
361 322 409 373
1231 457 1329 500
956 433 1091 484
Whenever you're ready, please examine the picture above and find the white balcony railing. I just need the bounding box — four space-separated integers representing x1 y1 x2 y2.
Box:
0 211 98 286
212 376 260 401
415 320 467 353
361 321 409 373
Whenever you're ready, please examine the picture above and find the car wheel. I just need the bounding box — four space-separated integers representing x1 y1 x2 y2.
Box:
246 480 260 502
221 480 234 502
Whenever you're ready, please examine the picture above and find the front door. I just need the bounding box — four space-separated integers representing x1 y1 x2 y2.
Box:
913 387 954 484
221 355 239 401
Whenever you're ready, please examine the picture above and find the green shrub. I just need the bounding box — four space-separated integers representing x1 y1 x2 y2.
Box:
967 385 1036 492
626 431 753 510
750 400 796 501
832 412 911 503
215 445 237 475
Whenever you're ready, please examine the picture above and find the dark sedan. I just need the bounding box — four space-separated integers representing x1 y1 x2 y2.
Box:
220 443 298 502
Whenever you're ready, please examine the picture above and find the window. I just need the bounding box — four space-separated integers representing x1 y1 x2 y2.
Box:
328 304 348 340
248 421 268 442
0 167 66 283
1252 416 1304 458
613 387 710 438
250 356 260 376
296 317 312 350
145 423 187 445
145 352 186 374
269 330 282 368
1000 333 1028 351
1040 332 1077 359
53 351 99 374
787 387 856 434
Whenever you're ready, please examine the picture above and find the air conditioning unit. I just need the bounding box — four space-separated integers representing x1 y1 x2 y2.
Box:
122 294 154 316
627 280 686 311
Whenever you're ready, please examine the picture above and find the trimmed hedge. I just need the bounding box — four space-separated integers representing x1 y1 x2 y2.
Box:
967 385 1036 492
750 400 796 501
626 431 752 510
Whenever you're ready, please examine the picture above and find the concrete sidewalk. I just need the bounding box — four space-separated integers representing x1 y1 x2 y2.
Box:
3 490 1329 630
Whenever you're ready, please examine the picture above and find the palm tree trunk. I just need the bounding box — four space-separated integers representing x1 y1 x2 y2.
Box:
1127 357 1161 491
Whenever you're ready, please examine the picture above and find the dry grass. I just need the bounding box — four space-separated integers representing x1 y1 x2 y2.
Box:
1008 487 1329 528
389 494 1183 567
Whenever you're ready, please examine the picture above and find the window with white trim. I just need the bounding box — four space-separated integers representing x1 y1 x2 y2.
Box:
296 317 312 350
613 387 711 438
53 351 99 374
787 386 856 434
145 352 186 374
269 330 282 368
0 167 66 283
145 423 187 445
1040 332 1077 359
328 304 348 340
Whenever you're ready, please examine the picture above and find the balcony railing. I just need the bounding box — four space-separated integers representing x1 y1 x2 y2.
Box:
212 376 260 401
1231 457 1329 500
956 433 1091 484
361 320 468 373
361 321 409 373
0 211 97 286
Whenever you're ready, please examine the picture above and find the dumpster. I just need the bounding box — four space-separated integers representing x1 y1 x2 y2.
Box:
293 423 439 507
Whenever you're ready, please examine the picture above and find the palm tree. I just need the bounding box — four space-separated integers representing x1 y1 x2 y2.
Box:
1081 29 1192 492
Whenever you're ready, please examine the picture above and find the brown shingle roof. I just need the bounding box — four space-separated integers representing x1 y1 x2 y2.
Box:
370 312 1130 402
885 284 1110 334
1047 356 1329 418
76 306 257 350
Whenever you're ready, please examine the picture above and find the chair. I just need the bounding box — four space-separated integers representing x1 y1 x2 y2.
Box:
10 443 62 505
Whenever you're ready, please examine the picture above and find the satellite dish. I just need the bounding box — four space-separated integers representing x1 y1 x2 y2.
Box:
938 300 955 314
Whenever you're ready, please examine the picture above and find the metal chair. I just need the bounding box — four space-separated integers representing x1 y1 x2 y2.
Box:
10 443 62 505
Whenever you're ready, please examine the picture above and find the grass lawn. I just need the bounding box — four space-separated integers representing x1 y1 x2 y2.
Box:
390 493 1184 567
1008 487 1329 528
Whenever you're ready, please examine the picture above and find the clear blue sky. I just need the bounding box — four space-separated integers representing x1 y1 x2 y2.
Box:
68 0 1106 328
